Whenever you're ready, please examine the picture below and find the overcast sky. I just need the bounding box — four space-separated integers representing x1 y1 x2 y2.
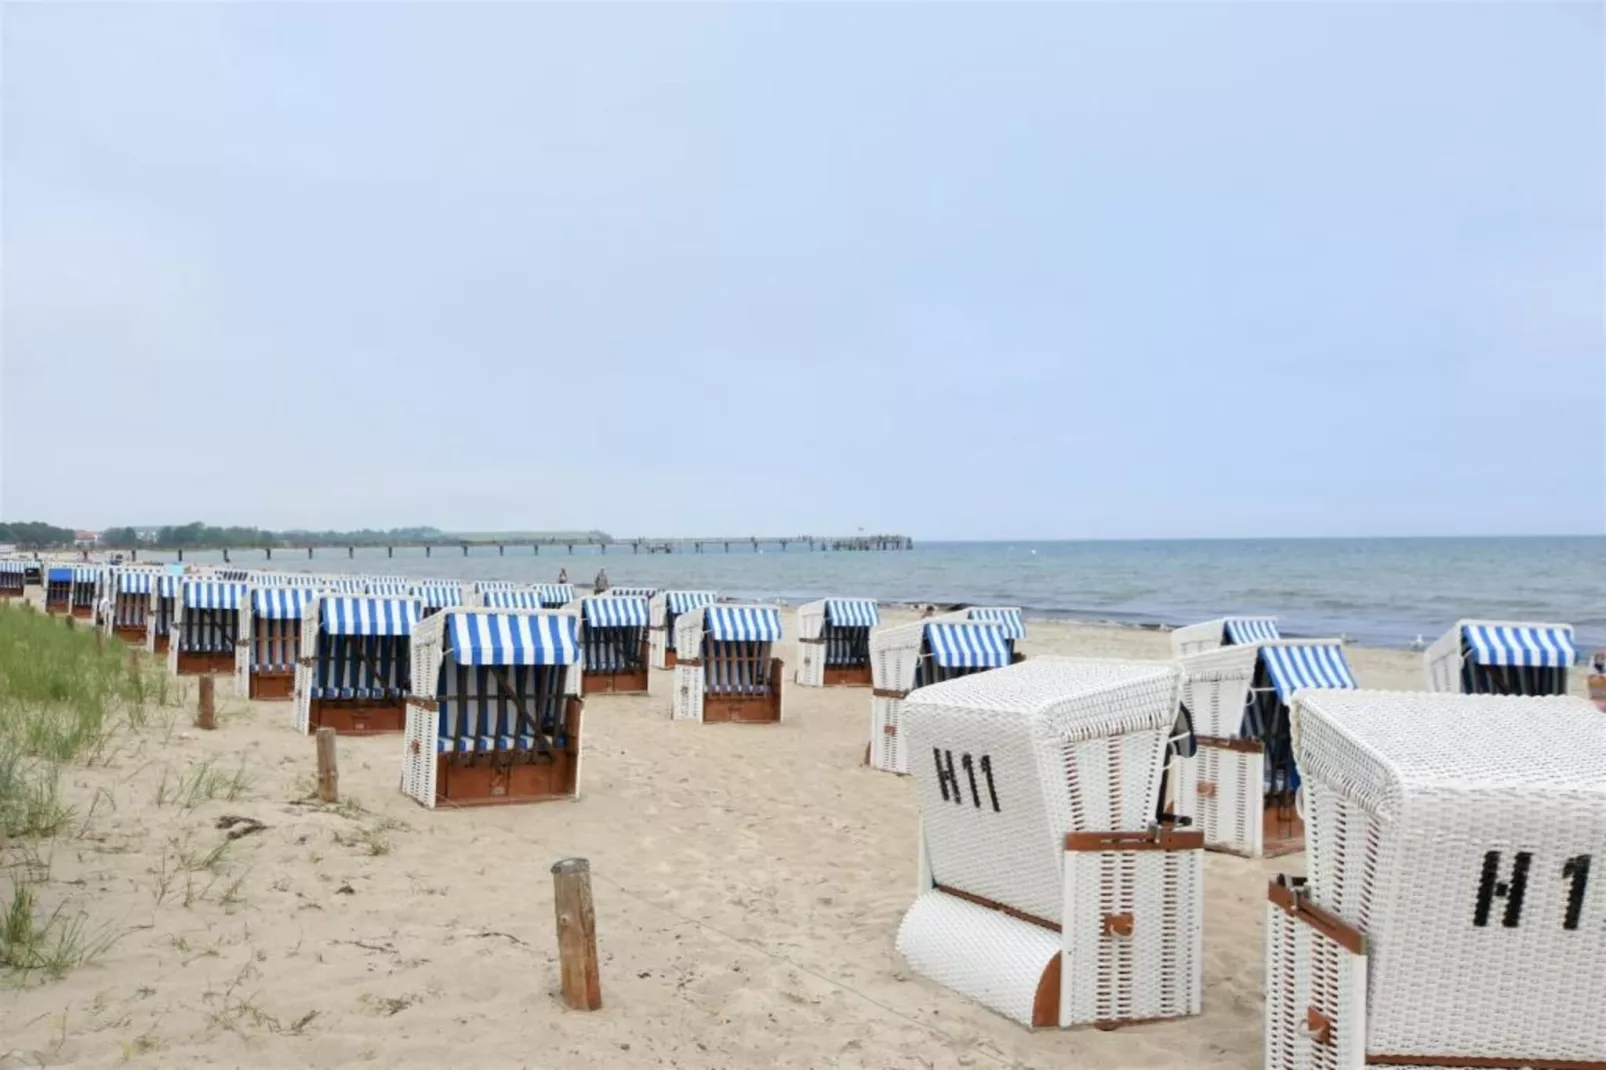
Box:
3 3 1601 539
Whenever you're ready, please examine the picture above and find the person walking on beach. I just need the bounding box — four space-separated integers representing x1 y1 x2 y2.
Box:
557 567 569 584
594 568 609 594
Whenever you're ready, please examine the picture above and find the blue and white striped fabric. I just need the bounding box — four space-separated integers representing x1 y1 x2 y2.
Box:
965 607 1024 641
1224 617 1281 645
322 577 365 594
1260 643 1357 700
925 622 1011 669
0 560 26 574
365 581 411 598
183 581 246 610
1462 624 1575 668
825 599 880 628
474 580 516 593
666 590 718 615
706 605 783 642
411 583 464 609
118 571 156 594
434 663 567 754
606 586 655 598
534 584 574 607
446 612 580 666
156 574 181 598
251 587 313 620
47 567 73 583
72 566 101 584
480 588 546 610
319 597 419 636
583 596 650 628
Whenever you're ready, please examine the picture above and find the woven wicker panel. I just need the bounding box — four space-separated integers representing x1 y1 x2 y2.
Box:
868 696 908 774
795 600 826 642
870 620 928 693
1196 746 1264 857
402 702 438 808
672 664 703 722
1178 645 1258 737
896 890 1059 1027
905 658 1180 925
1293 690 1606 1062
1264 899 1367 1070
797 641 825 688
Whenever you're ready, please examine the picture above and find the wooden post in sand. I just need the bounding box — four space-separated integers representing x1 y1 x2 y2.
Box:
94 627 105 650
64 613 75 630
316 727 338 803
551 858 602 1011
197 675 216 730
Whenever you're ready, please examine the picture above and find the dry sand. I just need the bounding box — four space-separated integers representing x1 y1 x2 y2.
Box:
0 610 1572 1069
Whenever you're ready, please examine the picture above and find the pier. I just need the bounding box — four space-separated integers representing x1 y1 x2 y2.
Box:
122 534 914 562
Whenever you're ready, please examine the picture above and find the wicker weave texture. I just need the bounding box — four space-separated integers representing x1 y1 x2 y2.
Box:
1292 690 1606 1061
870 620 929 693
1063 846 1202 1026
797 641 825 688
672 664 703 721
905 658 1180 926
1264 898 1367 1070
1171 619 1228 658
1178 645 1257 737
1195 745 1264 857
868 696 908 774
896 890 1059 1027
795 600 826 642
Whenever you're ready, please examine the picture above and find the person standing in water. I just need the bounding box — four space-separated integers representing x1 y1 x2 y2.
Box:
557 567 569 584
593 568 609 594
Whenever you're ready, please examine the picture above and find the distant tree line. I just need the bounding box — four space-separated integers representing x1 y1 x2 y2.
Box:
98 523 451 549
0 521 80 548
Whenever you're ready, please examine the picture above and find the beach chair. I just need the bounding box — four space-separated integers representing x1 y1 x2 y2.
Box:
579 595 651 695
867 619 1012 774
295 596 419 734
170 580 247 676
410 582 465 619
105 568 159 643
649 590 717 669
69 565 102 620
796 598 879 687
402 609 583 808
146 573 181 654
1424 619 1576 696
1169 616 1280 658
935 606 1027 662
364 578 412 598
604 586 655 599
237 586 314 700
0 559 26 600
44 567 73 614
534 584 573 608
671 604 784 723
1160 645 1259 849
896 657 1201 1030
1265 690 1606 1070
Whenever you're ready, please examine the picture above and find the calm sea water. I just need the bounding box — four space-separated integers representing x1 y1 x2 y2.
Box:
169 536 1605 651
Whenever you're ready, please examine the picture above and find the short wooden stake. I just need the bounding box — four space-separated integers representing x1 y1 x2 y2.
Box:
94 628 105 650
550 857 602 1011
315 727 338 803
197 675 216 730
64 614 75 630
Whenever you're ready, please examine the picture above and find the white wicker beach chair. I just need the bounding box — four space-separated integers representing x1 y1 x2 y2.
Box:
1169 615 1280 658
169 579 248 677
1265 690 1606 1070
1163 644 1259 848
578 595 651 695
649 590 717 671
795 598 879 688
1424 619 1576 696
895 657 1200 1030
670 604 784 723
866 619 1013 775
237 585 314 700
294 595 420 735
403 608 583 809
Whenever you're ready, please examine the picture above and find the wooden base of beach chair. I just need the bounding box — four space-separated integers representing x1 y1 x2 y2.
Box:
176 651 236 676
45 600 68 615
153 635 171 655
1262 801 1304 858
822 663 873 688
71 606 93 620
702 660 784 723
249 672 295 702
309 699 406 735
581 668 649 695
114 625 146 644
434 750 579 806
664 649 678 669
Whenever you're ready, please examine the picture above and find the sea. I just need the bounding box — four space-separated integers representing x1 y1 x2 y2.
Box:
166 536 1606 652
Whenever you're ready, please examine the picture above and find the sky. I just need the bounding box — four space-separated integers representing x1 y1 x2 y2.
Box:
2 3 1602 541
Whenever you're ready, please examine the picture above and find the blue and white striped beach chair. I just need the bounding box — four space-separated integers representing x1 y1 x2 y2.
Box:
579 595 650 694
295 596 419 734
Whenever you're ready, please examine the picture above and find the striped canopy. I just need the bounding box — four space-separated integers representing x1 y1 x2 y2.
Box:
1260 643 1357 700
72 566 101 583
47 567 73 582
480 589 545 610
535 584 574 607
446 611 579 666
252 587 313 619
583 596 650 628
474 580 516 592
411 583 464 609
323 578 365 593
183 581 247 610
320 597 419 636
967 607 1024 640
706 605 782 642
925 622 1011 669
156 574 181 598
825 599 880 628
666 590 718 614
0 560 26 574
1224 617 1281 645
1462 623 1575 668
606 586 656 598
118 571 156 594
365 581 411 597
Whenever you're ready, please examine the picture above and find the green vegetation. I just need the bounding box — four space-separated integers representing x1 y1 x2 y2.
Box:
0 522 78 549
0 605 166 981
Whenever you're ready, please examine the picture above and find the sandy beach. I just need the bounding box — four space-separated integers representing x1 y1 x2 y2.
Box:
1 608 1587 1069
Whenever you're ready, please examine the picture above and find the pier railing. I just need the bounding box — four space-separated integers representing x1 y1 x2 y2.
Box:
113 534 914 562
